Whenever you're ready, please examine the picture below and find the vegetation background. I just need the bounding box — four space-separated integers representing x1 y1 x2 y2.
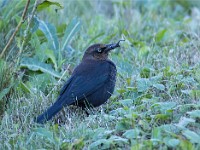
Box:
0 0 200 149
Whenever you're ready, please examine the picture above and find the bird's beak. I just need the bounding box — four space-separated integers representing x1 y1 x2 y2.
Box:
104 40 125 52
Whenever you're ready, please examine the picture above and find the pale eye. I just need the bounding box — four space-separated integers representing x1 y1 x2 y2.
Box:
97 48 102 53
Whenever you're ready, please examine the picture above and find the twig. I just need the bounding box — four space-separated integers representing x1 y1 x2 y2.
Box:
16 0 39 65
0 0 31 58
46 64 71 98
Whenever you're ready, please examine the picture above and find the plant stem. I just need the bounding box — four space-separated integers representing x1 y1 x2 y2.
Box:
17 0 39 65
0 0 31 59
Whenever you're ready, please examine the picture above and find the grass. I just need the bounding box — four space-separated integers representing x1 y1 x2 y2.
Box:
0 0 200 149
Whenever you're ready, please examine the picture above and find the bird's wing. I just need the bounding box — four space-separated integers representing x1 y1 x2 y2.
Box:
58 72 109 105
59 76 73 95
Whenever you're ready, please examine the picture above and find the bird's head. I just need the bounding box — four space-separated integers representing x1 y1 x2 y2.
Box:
83 40 125 60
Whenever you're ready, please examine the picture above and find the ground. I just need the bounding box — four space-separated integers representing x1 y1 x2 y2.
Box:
0 0 200 149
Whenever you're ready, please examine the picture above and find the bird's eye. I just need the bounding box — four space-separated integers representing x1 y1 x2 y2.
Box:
97 48 102 53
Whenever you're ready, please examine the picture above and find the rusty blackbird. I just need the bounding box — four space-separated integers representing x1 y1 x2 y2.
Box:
36 40 124 123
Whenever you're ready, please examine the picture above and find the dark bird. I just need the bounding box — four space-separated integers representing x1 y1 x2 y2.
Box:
36 40 124 123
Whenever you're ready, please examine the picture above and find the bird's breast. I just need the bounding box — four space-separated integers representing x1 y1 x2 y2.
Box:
89 60 117 106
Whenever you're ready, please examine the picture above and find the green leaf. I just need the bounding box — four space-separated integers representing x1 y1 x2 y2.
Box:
37 0 63 12
138 45 150 59
103 114 116 121
164 138 180 148
155 29 167 42
136 78 151 92
88 139 111 150
34 127 54 143
176 117 195 128
0 86 12 100
181 90 191 95
17 82 32 94
66 138 84 150
194 68 200 83
123 129 140 139
27 73 55 92
91 128 112 140
182 130 200 144
61 18 81 51
31 17 40 33
182 90 200 99
117 88 126 94
36 17 59 53
151 102 176 111
152 127 162 140
109 108 127 116
153 83 165 90
109 135 128 144
118 99 133 107
190 90 200 99
160 124 180 133
187 110 200 118
115 120 132 131
20 57 61 78
179 140 194 150
45 49 58 70
154 114 169 120
140 67 150 78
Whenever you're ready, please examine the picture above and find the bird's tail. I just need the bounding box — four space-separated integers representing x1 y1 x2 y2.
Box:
35 98 64 124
